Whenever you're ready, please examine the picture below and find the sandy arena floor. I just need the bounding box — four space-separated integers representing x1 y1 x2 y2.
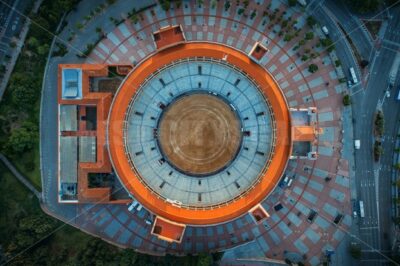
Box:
158 93 242 176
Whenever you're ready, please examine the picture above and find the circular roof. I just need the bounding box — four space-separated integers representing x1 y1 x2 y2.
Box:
107 43 291 225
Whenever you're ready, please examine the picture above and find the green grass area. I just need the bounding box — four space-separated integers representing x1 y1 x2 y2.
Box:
8 144 41 191
0 162 40 245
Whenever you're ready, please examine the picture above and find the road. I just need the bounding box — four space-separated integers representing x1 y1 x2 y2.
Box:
0 0 36 100
0 0 31 63
309 0 363 91
324 0 374 62
311 1 400 264
351 5 400 265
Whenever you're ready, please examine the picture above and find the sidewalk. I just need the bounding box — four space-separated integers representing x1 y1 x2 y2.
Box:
0 153 41 200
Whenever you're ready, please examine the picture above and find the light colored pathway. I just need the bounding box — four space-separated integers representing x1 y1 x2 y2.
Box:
0 153 42 200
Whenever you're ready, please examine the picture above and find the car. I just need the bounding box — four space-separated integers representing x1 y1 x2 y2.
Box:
347 80 352 88
386 90 390 98
354 139 360 150
322 26 329 35
353 211 358 218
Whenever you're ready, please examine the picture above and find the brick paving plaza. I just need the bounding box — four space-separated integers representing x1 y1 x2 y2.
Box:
46 1 352 265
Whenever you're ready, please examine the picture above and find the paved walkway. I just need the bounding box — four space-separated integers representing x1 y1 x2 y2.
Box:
0 153 42 200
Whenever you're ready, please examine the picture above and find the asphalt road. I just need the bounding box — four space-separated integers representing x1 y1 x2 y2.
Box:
311 1 400 264
324 0 374 62
351 6 400 265
309 0 363 92
378 5 400 257
0 0 31 63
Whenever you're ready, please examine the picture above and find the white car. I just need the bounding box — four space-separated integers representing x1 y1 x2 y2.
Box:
354 140 360 150
347 80 352 88
322 26 329 35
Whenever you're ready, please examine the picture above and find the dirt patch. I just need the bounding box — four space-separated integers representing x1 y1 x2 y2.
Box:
96 78 123 95
158 94 241 175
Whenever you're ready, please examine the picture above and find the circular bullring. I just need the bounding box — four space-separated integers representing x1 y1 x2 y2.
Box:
107 42 292 225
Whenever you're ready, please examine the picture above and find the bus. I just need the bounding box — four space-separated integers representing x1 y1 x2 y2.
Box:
350 67 358 84
359 201 365 218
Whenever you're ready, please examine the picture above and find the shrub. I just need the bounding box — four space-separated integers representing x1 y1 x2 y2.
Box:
250 10 256 19
284 34 293 42
75 22 84 30
375 111 384 137
160 0 171 11
308 64 318 73
224 1 230 11
305 32 314 40
374 140 383 161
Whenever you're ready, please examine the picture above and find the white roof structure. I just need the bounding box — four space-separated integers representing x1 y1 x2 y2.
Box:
62 68 82 99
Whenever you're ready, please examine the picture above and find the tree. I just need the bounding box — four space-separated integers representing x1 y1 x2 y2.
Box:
320 37 335 52
308 64 318 73
307 16 316 27
54 0 77 11
30 15 51 42
288 0 297 6
197 253 212 266
343 94 351 106
347 0 379 13
5 122 38 154
27 37 39 49
37 44 49 56
10 73 39 109
11 84 37 108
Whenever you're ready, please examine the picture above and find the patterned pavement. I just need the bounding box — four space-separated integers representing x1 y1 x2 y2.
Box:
50 1 352 265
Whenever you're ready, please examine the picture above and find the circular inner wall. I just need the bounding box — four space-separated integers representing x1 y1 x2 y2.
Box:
107 42 292 225
158 93 242 176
